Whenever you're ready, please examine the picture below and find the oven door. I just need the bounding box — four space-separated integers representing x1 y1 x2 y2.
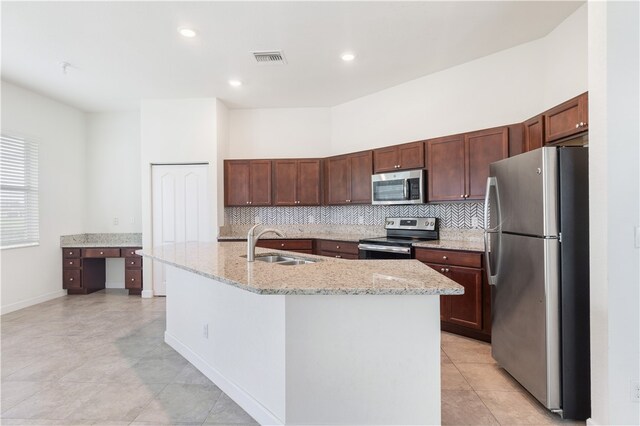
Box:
358 243 412 259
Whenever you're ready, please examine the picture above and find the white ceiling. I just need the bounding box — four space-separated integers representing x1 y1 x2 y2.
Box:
1 1 583 112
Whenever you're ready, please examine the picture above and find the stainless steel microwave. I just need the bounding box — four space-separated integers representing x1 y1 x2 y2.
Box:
371 169 425 205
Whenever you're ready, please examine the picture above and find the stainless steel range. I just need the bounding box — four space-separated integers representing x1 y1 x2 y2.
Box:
358 217 439 259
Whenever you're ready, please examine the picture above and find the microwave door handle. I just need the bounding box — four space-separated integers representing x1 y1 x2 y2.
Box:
484 177 501 286
403 179 409 200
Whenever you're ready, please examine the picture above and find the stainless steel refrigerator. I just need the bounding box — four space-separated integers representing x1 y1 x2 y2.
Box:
484 146 590 420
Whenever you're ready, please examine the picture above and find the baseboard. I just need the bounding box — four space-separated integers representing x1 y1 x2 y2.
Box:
141 289 154 298
1 289 67 315
586 418 598 425
105 281 125 289
164 331 283 426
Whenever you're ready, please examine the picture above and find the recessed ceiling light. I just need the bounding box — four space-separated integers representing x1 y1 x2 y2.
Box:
341 52 356 62
229 80 242 87
178 27 197 38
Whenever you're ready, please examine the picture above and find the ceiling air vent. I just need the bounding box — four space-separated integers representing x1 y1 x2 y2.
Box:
252 50 287 64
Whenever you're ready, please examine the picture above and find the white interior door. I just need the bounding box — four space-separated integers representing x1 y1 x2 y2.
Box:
152 164 210 295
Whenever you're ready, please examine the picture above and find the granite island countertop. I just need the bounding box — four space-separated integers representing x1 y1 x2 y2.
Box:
60 233 142 248
141 241 464 296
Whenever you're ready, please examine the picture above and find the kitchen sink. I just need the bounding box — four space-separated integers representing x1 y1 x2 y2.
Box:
246 253 318 265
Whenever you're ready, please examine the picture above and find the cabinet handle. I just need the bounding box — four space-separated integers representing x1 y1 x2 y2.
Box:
281 243 285 247
464 194 469 198
131 278 135 281
443 255 448 260
575 123 580 128
131 261 134 265
336 245 340 249
69 251 73 255
445 268 450 273
69 278 73 281
336 255 342 258
440 268 445 272
69 261 73 265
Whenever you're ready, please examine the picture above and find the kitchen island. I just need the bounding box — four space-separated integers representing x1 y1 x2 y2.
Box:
142 242 462 425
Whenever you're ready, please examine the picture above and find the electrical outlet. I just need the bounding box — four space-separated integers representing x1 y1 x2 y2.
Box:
471 217 479 228
113 217 119 225
632 379 640 402
254 216 262 224
308 215 315 224
202 324 209 339
358 215 364 225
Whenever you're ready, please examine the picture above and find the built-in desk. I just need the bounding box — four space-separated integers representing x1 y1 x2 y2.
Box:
60 233 143 295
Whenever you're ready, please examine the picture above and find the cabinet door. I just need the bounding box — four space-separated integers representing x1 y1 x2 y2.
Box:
398 141 425 170
426 135 465 202
544 92 588 143
273 160 298 206
446 266 483 330
373 146 399 173
349 151 373 204
524 115 544 152
224 161 250 206
465 127 509 200
249 161 272 206
297 160 322 205
325 156 350 205
425 263 451 321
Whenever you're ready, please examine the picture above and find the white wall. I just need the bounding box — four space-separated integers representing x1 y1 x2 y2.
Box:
140 98 220 297
228 108 331 158
329 4 587 155
216 100 229 227
0 81 86 314
587 1 640 425
85 111 141 233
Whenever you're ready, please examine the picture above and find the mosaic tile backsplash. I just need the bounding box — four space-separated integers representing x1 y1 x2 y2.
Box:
225 202 485 229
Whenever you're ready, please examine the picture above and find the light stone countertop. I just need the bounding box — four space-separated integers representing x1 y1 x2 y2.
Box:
60 233 142 248
141 242 464 296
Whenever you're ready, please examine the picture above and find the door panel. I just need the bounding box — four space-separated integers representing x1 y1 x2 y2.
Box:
491 233 560 409
447 266 483 330
490 147 558 236
152 165 210 296
325 156 350 205
297 160 321 205
524 115 544 152
426 135 465 202
348 151 373 204
224 161 250 206
398 141 425 170
373 147 398 173
249 161 272 206
465 127 509 200
273 160 298 205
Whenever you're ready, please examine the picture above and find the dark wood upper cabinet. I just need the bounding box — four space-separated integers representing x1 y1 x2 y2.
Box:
426 135 466 202
224 160 272 206
325 151 372 205
544 92 588 143
465 127 509 200
523 115 544 152
426 127 508 202
273 159 321 206
373 141 424 173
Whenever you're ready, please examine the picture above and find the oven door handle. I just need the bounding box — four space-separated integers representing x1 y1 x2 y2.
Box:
358 244 412 254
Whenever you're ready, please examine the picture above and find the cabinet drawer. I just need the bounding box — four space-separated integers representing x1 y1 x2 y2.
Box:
315 240 359 255
316 249 359 260
82 248 121 258
415 248 482 268
122 247 142 258
125 269 142 289
63 269 82 288
64 258 81 268
125 257 142 268
256 239 313 251
63 248 81 258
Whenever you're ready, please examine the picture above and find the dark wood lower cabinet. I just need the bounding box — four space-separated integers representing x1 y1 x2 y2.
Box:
417 248 491 342
255 239 313 254
62 247 143 296
314 240 359 259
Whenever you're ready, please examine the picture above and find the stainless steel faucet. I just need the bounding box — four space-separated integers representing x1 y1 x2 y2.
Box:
246 224 285 262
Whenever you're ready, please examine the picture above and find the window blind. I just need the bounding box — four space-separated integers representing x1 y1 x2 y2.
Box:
0 135 39 248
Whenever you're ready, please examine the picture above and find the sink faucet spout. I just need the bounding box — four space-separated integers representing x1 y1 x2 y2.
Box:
247 224 286 262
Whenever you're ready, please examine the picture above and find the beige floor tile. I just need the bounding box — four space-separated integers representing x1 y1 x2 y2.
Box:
441 390 500 425
3 355 88 382
477 390 561 425
441 349 453 364
441 364 472 390
133 383 222 424
173 363 215 386
65 382 165 422
442 338 496 364
1 381 100 420
59 355 141 383
0 381 53 412
456 363 522 391
204 393 258 424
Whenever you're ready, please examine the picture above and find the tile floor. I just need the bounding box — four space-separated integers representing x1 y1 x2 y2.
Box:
1 290 585 425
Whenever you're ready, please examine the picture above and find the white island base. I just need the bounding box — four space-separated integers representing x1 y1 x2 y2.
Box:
164 265 441 425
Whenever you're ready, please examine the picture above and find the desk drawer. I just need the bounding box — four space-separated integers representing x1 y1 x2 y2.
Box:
83 248 121 258
63 248 81 258
414 248 482 268
64 258 81 268
125 269 142 289
122 247 142 258
63 270 82 289
125 257 142 268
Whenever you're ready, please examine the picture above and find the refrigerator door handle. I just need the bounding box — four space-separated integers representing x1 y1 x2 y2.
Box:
484 177 501 286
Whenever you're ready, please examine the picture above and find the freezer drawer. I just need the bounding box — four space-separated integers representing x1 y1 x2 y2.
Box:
491 233 560 410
